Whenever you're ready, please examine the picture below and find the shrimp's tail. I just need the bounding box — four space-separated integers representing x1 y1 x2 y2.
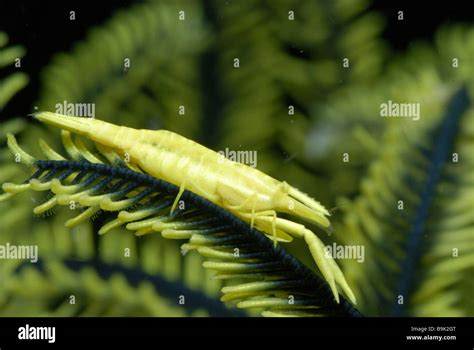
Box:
32 112 126 149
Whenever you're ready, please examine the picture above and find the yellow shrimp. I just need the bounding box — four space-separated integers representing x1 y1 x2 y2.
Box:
33 112 356 304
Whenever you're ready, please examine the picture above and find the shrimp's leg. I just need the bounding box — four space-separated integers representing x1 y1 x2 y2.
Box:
257 211 277 247
171 154 221 213
171 179 218 214
245 214 356 305
240 209 279 247
171 178 221 214
170 154 196 213
250 194 257 229
226 192 257 211
170 180 186 214
226 190 277 244
227 192 259 228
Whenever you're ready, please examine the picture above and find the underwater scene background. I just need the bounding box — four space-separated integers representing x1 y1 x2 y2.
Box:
0 0 473 317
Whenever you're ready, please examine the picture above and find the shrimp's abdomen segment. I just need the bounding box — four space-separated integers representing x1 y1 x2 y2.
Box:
145 129 218 160
133 144 220 200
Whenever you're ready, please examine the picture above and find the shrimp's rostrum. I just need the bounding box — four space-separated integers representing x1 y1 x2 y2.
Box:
33 112 356 304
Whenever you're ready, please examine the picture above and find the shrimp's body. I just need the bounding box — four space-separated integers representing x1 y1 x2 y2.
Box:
33 112 356 304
